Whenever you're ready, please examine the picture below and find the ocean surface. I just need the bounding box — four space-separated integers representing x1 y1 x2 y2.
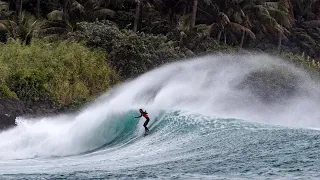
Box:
1 54 320 179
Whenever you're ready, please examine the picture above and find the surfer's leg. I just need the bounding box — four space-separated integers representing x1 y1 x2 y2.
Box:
143 118 150 132
143 122 149 131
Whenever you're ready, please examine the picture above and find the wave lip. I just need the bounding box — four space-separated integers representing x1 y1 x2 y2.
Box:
0 53 320 166
0 111 142 160
1 111 320 179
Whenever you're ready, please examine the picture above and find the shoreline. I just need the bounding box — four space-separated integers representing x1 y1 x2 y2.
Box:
0 98 80 131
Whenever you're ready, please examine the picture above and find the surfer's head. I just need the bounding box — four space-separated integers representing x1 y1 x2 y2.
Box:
139 109 143 112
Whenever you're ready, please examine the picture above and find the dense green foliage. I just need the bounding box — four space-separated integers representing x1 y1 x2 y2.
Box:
0 40 119 105
0 84 18 99
69 21 236 79
0 0 319 112
280 51 320 77
0 0 318 59
70 21 185 79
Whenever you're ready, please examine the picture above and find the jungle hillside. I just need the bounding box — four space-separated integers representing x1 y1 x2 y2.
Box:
0 0 319 117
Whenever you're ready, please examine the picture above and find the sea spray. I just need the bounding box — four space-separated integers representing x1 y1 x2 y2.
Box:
0 53 319 160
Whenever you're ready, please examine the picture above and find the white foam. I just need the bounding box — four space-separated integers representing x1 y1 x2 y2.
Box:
0 53 319 160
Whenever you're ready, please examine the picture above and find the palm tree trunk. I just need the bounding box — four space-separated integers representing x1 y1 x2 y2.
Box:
224 32 227 44
133 0 141 32
15 0 23 24
16 0 23 18
240 30 245 49
20 0 23 16
169 9 174 28
277 32 282 54
217 31 222 42
288 0 294 20
191 0 198 28
179 32 184 47
37 0 40 18
140 0 143 30
63 0 68 22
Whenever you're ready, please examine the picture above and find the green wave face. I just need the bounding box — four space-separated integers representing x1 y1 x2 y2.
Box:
0 53 320 179
2 110 320 180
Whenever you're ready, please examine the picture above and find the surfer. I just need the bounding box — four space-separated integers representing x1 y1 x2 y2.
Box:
135 109 150 133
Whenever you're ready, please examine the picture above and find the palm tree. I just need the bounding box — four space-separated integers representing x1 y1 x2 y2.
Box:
261 1 293 52
196 1 255 46
18 11 37 45
133 0 141 32
69 0 116 21
43 0 117 37
228 22 256 48
63 0 68 22
0 11 37 45
291 0 320 22
15 0 23 18
280 0 295 21
36 0 40 18
190 0 198 27
149 0 189 29
219 0 291 51
0 1 10 19
48 0 116 24
220 0 256 48
190 0 215 28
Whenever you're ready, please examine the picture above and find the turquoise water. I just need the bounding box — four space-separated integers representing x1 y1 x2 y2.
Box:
1 54 320 179
1 111 320 179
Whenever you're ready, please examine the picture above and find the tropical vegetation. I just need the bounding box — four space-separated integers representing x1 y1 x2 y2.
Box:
0 40 119 111
0 0 319 112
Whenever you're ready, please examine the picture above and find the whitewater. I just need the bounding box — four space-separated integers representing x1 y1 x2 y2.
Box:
1 53 320 179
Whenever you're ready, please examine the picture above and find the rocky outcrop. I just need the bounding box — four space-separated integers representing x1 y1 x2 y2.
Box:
24 99 59 116
0 98 25 131
0 96 87 131
0 98 25 115
0 114 16 131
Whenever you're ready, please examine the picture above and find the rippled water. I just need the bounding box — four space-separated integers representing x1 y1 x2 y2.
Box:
1 54 320 179
2 111 320 179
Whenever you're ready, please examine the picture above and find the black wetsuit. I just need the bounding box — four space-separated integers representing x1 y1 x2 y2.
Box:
136 111 150 132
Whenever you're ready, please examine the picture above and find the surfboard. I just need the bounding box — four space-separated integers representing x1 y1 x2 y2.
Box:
144 130 150 136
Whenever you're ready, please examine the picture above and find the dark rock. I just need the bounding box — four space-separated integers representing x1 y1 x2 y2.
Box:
25 99 59 115
0 98 25 116
0 98 26 131
0 98 61 131
0 114 16 131
185 49 195 57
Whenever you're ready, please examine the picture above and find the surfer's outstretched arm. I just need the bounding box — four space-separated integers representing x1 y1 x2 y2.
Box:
135 114 142 118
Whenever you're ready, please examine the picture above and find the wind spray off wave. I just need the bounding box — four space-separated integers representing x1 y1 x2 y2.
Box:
0 53 319 168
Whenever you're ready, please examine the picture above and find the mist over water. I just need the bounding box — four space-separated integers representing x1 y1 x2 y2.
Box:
1 53 320 179
117 53 320 127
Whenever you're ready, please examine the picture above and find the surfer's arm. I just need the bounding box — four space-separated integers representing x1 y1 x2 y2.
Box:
135 114 142 118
